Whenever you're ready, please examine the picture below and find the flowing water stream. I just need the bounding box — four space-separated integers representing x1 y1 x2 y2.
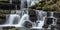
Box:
0 0 57 30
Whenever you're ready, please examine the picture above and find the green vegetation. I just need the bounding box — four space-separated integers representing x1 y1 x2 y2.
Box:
29 0 60 11
0 10 11 17
3 26 18 30
0 10 11 24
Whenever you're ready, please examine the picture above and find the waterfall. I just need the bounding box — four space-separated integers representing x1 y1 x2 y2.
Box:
21 0 27 9
9 0 12 4
37 10 47 28
18 14 29 27
50 12 57 26
27 0 39 7
31 10 47 29
0 0 58 30
44 12 57 30
8 14 20 25
36 10 47 20
47 12 57 25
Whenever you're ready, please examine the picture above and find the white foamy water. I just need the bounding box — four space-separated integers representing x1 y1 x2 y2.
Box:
8 14 20 25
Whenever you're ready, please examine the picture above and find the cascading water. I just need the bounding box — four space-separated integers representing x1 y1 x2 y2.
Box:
5 8 28 26
43 12 57 30
18 14 29 27
0 0 57 30
47 12 57 26
21 0 27 9
8 14 20 25
37 10 47 28
27 0 39 7
9 0 12 4
31 10 47 29
8 10 26 25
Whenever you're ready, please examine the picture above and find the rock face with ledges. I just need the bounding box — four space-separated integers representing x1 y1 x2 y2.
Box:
0 0 21 10
0 10 11 24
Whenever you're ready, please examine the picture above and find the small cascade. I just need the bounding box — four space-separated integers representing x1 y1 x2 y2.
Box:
5 10 21 25
9 0 12 4
36 10 47 20
21 0 27 9
47 12 57 25
30 10 47 29
27 0 39 7
35 10 47 28
0 0 57 30
42 12 57 30
51 12 57 25
8 14 20 25
18 14 29 27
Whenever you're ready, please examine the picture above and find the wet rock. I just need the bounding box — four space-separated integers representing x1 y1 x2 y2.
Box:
29 10 37 22
23 21 32 28
57 18 60 24
46 18 53 25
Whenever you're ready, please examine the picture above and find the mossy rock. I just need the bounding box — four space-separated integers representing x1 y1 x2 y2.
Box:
42 8 55 11
0 10 11 14
42 5 57 11
3 26 17 30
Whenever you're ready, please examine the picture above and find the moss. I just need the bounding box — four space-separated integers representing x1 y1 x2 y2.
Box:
0 10 11 14
28 0 60 11
3 26 17 30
